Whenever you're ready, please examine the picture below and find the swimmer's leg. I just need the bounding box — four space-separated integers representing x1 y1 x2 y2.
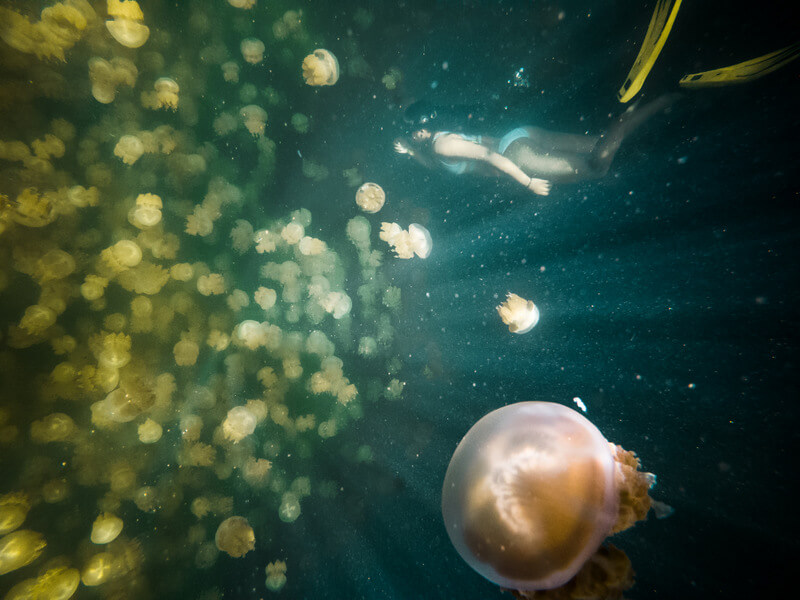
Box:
520 126 599 154
589 93 680 175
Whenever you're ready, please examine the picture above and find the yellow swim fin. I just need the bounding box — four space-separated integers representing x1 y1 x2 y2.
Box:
679 42 800 88
617 0 683 103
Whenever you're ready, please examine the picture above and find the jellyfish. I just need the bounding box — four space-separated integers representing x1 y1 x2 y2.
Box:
153 77 180 110
240 38 265 65
107 19 149 50
81 552 114 586
114 135 144 165
0 494 30 535
301 49 340 86
214 516 255 558
442 402 656 596
240 105 267 137
90 513 123 544
265 560 287 592
222 406 258 443
496 292 540 334
408 224 432 258
355 182 385 213
132 193 163 228
0 530 47 575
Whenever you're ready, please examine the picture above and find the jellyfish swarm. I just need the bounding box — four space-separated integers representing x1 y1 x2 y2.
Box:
442 402 653 595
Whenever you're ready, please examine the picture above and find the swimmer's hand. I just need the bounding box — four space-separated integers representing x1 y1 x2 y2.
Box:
527 177 551 196
393 140 413 155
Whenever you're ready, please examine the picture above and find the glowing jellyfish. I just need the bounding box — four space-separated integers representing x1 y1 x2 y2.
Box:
241 38 265 65
105 18 150 49
442 402 655 594
222 406 258 443
215 516 255 558
496 292 539 334
81 552 114 586
90 513 123 544
408 223 432 258
301 49 340 86
355 182 385 213
0 529 46 575
0 494 30 535
153 77 180 110
132 193 163 228
114 135 144 165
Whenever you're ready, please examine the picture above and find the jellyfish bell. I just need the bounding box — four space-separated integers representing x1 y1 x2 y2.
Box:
355 182 385 213
497 293 539 334
442 402 621 591
301 49 340 86
408 223 432 258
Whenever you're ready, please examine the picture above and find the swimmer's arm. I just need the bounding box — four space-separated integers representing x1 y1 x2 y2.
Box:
434 134 551 195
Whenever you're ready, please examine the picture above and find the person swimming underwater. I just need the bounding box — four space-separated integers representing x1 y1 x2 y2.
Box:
393 96 678 195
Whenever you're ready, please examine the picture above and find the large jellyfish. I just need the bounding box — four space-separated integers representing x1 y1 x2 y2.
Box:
442 402 656 597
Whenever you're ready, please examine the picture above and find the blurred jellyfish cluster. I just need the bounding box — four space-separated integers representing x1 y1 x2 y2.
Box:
0 1 408 597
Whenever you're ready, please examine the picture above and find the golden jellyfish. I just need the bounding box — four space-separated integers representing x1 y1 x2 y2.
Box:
80 275 108 301
408 224 432 258
150 77 179 110
254 287 277 310
19 305 56 336
174 334 200 366
105 1 149 48
442 402 656 596
291 113 309 133
0 494 30 535
228 0 256 8
222 406 258 443
496 292 540 334
35 249 76 283
114 134 144 165
81 552 114 586
214 516 255 558
280 222 304 245
355 182 386 213
88 57 138 104
0 529 46 575
265 560 287 591
302 49 340 86
132 192 163 228
5 566 80 600
221 61 240 83
240 105 267 137
100 239 142 273
138 418 162 443
90 512 123 544
298 236 326 256
30 412 76 443
240 38 265 65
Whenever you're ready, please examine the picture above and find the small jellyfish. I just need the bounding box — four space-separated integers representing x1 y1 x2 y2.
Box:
442 402 655 595
408 223 432 258
301 49 340 86
355 182 386 213
496 292 539 334
265 560 288 592
240 105 267 137
241 38 265 65
153 77 180 110
215 516 255 558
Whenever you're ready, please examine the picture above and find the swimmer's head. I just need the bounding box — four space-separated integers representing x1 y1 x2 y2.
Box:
404 100 438 130
412 129 432 142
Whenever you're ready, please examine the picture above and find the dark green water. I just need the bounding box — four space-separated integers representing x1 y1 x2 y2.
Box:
0 1 797 599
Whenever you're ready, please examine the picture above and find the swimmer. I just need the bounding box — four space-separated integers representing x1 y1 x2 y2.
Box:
394 96 678 194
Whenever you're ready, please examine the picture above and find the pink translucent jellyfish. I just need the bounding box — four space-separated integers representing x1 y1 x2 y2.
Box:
442 402 655 597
